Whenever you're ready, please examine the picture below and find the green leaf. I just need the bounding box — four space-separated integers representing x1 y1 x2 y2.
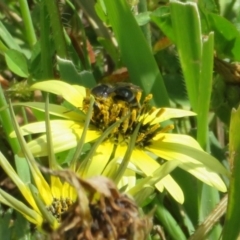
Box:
103 0 169 107
197 33 214 149
154 197 187 240
135 12 151 26
57 57 96 88
150 6 175 42
206 13 240 61
0 21 22 53
170 0 202 112
4 49 29 78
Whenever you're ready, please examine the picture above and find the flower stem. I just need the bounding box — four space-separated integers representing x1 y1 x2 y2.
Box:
19 0 37 48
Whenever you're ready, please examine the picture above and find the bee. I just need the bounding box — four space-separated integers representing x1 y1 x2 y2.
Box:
83 83 142 133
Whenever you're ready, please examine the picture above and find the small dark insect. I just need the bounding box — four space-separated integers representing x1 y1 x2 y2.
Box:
90 82 142 108
83 82 143 132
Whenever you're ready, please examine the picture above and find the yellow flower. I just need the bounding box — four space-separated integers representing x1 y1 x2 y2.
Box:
0 151 76 229
12 80 228 203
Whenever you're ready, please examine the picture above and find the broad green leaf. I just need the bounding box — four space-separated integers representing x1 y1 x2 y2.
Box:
197 33 214 149
170 0 202 112
4 49 29 78
206 13 240 61
103 0 169 107
57 57 96 88
0 21 22 53
150 6 175 42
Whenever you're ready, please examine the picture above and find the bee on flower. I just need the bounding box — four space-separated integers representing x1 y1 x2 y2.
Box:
9 80 228 204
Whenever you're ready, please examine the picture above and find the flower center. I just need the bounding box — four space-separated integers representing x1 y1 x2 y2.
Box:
83 84 173 147
47 197 73 221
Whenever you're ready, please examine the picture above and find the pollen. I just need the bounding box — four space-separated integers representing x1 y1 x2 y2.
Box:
82 84 174 148
47 197 73 221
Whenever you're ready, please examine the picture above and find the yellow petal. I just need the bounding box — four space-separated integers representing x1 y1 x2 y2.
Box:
180 162 227 192
0 152 40 212
140 108 196 125
50 176 63 199
61 181 77 201
80 141 114 177
12 102 84 121
30 80 86 108
118 168 136 191
11 120 85 137
148 140 228 191
154 133 203 150
114 147 184 202
149 140 228 175
157 174 184 203
0 189 42 225
26 123 100 157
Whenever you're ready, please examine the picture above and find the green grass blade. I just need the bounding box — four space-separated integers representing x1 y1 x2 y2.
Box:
197 33 214 149
153 197 187 240
103 0 169 107
43 0 67 58
222 107 240 240
170 0 202 112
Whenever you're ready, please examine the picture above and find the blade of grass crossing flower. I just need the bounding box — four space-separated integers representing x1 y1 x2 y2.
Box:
77 113 131 176
29 184 58 229
0 86 20 153
45 93 59 169
197 33 214 149
8 101 53 205
103 0 169 106
0 189 42 225
0 152 39 212
71 95 94 171
44 94 64 198
170 0 202 112
222 107 240 240
113 122 141 184
128 160 180 205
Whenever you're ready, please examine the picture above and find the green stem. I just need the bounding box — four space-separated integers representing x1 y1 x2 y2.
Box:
138 0 151 48
44 0 67 58
18 0 37 48
0 85 20 153
40 1 54 79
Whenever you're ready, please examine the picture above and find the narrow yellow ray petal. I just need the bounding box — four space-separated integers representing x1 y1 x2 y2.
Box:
30 80 86 107
148 142 227 191
118 168 136 191
148 141 228 176
12 102 84 121
180 162 227 192
26 126 100 157
154 133 203 150
11 120 85 137
79 141 113 177
0 152 40 212
140 108 196 125
50 176 63 199
157 174 184 203
0 189 42 225
61 182 77 200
